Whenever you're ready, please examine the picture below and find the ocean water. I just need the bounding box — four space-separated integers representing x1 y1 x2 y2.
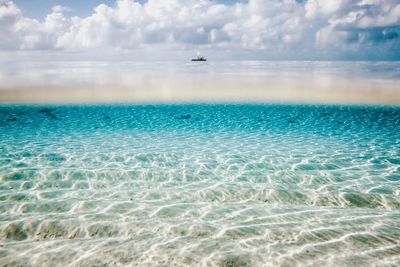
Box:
1 61 400 105
1 61 400 89
0 104 399 266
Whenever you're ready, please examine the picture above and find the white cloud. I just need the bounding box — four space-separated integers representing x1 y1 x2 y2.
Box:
305 0 349 19
52 5 71 13
0 0 399 59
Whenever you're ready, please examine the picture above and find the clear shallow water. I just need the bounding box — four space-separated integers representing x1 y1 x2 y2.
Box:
0 104 399 266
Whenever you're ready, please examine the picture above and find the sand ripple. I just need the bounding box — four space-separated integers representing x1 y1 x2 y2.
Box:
0 105 399 266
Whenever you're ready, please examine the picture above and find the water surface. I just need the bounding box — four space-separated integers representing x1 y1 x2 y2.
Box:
1 61 400 104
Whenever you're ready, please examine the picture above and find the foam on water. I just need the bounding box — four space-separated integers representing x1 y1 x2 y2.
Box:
0 104 399 266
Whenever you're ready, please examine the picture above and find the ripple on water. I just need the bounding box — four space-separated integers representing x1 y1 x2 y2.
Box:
0 104 399 266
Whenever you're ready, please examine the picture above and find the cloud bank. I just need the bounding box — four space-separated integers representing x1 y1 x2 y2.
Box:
0 0 399 59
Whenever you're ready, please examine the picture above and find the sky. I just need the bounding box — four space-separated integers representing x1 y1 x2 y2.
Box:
1 0 400 60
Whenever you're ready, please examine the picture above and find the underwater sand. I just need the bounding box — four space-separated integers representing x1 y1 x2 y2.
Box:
1 61 400 105
0 104 399 266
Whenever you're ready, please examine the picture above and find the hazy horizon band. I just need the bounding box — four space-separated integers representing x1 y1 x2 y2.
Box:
1 61 399 105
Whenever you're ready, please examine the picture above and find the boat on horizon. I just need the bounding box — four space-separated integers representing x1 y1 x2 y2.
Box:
191 54 207 62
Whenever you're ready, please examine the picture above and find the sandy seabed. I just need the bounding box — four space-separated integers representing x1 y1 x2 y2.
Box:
1 76 400 105
1 61 400 266
1 104 400 266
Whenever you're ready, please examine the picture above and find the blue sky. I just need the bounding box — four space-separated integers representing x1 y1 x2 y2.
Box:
14 0 241 19
2 0 400 60
15 0 117 18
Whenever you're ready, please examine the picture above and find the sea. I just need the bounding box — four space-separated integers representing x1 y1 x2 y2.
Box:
0 61 399 266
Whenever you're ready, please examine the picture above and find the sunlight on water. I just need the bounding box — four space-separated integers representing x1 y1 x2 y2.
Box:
0 104 399 266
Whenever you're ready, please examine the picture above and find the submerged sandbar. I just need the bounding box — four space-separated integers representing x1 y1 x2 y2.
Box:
0 61 399 105
1 77 399 105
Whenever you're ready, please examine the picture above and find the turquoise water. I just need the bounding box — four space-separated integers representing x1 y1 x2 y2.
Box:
0 104 399 266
